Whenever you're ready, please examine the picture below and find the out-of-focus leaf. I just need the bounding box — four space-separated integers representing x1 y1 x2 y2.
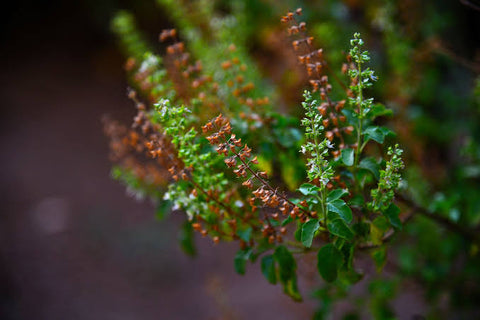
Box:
359 157 380 180
301 219 320 247
261 254 277 284
234 248 252 275
317 243 344 282
179 221 196 256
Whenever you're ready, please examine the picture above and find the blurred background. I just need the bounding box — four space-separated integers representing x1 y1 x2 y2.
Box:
0 1 316 319
1 0 479 319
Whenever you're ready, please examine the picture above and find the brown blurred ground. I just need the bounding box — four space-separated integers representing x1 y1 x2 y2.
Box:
0 1 318 319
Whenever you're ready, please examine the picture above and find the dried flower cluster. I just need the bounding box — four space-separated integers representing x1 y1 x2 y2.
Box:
281 9 354 157
203 114 313 244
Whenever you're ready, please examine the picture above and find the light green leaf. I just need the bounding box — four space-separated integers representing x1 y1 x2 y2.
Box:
327 218 354 240
317 243 344 282
327 189 349 202
301 219 320 247
298 183 320 196
341 148 354 166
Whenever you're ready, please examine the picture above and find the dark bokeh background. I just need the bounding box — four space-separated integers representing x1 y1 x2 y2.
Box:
0 1 323 319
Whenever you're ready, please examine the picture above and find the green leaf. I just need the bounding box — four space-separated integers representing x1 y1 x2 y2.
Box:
371 246 387 272
341 148 354 166
301 219 320 247
327 218 354 240
379 126 396 138
261 255 277 284
349 194 365 207
317 243 344 282
274 246 302 301
363 127 384 144
366 103 393 119
155 199 172 220
282 274 302 301
327 189 349 202
234 248 252 275
281 215 293 226
298 183 320 196
369 227 383 245
327 199 353 223
383 203 402 230
179 221 196 256
237 227 252 242
274 246 296 282
359 157 380 180
373 216 390 232
294 223 302 242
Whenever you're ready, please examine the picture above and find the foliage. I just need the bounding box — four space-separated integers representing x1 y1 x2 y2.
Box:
105 1 480 318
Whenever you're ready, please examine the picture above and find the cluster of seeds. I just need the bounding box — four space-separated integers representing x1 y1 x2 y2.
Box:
203 114 315 244
282 9 355 159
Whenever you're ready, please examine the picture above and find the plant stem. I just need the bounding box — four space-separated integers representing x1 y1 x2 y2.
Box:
353 59 363 170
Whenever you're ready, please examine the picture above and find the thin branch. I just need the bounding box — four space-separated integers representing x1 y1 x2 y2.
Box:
397 194 480 244
359 193 480 250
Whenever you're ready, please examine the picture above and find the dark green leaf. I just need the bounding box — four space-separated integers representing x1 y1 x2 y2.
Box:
363 127 384 144
327 199 353 223
301 219 320 247
237 227 252 242
341 242 355 269
327 218 354 240
383 203 402 230
282 274 302 301
234 248 252 275
353 221 370 237
179 221 196 256
359 157 380 180
373 216 389 232
379 126 396 138
155 199 172 220
366 103 393 119
327 189 349 202
298 183 320 196
317 243 344 282
274 245 296 282
261 255 277 284
371 246 387 272
341 148 354 166
349 194 365 207
274 246 302 301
